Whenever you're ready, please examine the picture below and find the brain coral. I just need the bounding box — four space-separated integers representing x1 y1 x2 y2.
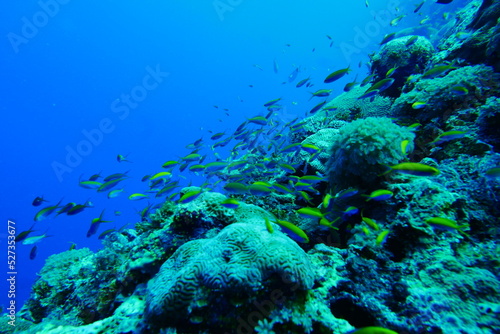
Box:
326 117 415 189
146 223 315 328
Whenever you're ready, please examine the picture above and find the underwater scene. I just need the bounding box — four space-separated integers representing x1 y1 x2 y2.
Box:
2 0 500 333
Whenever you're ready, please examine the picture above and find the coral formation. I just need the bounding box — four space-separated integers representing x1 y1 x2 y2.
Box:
326 117 415 190
297 129 340 174
146 222 316 331
370 35 434 97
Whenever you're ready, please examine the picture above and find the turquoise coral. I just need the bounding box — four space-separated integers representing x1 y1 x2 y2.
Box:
326 117 415 189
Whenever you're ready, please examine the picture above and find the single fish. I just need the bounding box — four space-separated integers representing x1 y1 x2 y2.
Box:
386 66 398 77
485 167 500 178
401 140 411 155
220 198 240 209
362 216 380 231
344 75 359 92
405 35 418 47
32 196 48 207
264 218 274 234
414 1 425 13
248 183 273 196
150 171 172 180
301 143 321 154
309 89 333 100
108 189 124 199
34 200 62 221
263 97 282 107
334 188 359 199
178 189 203 204
88 172 102 181
365 78 395 94
79 180 103 189
390 14 406 26
376 230 390 246
429 130 467 145
451 85 469 95
380 32 396 45
181 154 202 162
297 207 324 219
456 31 472 40
128 193 149 201
296 77 310 88
288 67 299 82
379 162 440 176
347 326 398 334
248 116 268 126
412 101 427 109
426 217 469 236
363 189 393 201
253 64 264 71
29 245 38 260
162 160 179 169
421 64 457 79
98 178 127 192
324 66 351 83
98 228 117 240
117 154 132 163
23 232 52 245
15 223 37 242
274 219 309 243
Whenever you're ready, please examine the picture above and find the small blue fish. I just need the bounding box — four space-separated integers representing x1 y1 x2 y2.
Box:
220 198 240 209
334 188 359 199
29 245 38 260
179 189 203 204
451 85 468 95
108 189 124 199
429 130 467 145
117 154 132 163
380 32 396 45
32 196 48 207
23 232 52 245
309 101 327 114
342 206 359 218
357 89 379 100
296 77 310 88
288 67 299 83
363 189 393 201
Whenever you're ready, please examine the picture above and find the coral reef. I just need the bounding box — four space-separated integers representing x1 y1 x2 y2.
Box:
20 248 119 326
392 64 499 123
11 1 500 333
441 0 500 71
476 96 500 151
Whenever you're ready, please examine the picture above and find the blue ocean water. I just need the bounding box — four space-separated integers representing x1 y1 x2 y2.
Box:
1 0 468 317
